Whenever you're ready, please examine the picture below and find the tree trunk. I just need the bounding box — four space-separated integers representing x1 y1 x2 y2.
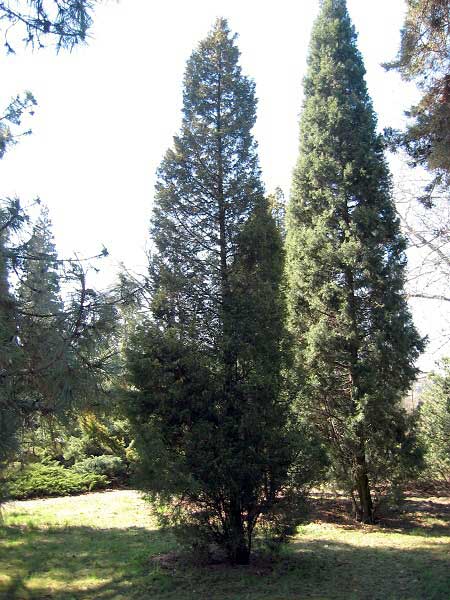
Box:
227 499 250 565
355 457 374 523
230 542 250 566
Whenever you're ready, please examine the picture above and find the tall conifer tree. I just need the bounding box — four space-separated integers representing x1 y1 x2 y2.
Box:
126 19 318 563
16 207 68 415
286 0 424 522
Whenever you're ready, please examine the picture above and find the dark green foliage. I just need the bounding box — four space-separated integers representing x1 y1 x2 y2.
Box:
8 206 115 408
0 214 23 473
68 413 132 462
4 462 108 500
126 19 320 564
73 455 127 482
15 208 69 418
418 358 450 484
0 200 118 503
286 0 424 523
2 409 133 494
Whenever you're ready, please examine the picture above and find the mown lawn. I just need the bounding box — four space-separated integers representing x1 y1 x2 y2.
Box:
1 489 449 599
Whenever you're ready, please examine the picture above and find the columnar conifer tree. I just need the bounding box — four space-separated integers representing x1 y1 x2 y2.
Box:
286 0 424 522
16 208 69 416
126 19 319 564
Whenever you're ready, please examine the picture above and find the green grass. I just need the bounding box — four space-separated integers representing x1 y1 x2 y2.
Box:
1 490 449 599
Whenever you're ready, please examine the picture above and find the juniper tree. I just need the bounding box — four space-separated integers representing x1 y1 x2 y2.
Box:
126 19 320 564
286 0 424 523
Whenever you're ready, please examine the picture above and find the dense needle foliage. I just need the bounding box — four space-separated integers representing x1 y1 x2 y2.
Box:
125 19 321 564
418 359 450 484
286 0 424 523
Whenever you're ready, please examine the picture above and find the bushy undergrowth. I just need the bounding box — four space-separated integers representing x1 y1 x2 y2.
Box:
74 455 128 481
1 411 136 500
5 462 108 500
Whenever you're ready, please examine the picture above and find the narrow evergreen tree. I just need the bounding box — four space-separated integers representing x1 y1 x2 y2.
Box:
286 0 424 522
16 207 69 416
126 19 319 564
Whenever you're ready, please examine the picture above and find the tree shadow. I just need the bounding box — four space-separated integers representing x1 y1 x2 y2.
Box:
0 514 449 599
281 537 450 600
310 494 450 537
0 524 176 599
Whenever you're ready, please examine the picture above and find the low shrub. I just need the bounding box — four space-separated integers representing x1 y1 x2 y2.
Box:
74 455 128 481
5 462 108 500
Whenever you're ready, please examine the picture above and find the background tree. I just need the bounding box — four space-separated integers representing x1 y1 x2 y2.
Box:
13 207 117 413
385 0 450 190
385 1 450 355
0 213 22 474
418 358 450 484
0 0 113 498
125 19 321 565
394 173 450 356
0 199 118 497
15 207 66 411
286 0 424 523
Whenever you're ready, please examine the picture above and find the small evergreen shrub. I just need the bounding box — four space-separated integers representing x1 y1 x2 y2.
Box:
74 455 127 481
5 462 108 500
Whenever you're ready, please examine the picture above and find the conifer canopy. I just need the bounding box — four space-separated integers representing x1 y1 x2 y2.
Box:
126 19 320 563
286 0 424 523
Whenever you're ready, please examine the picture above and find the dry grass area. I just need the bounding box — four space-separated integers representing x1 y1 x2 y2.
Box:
1 489 449 599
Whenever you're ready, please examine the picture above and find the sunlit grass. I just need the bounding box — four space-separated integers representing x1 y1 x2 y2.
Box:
2 489 156 529
1 490 449 599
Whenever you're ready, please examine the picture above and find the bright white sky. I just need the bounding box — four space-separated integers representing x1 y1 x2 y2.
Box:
0 0 447 370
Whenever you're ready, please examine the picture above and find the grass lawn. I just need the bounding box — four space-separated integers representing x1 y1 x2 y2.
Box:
1 489 449 599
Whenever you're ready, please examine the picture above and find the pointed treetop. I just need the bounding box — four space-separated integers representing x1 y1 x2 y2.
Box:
320 0 348 11
212 17 231 34
195 16 237 55
309 0 362 65
301 0 373 142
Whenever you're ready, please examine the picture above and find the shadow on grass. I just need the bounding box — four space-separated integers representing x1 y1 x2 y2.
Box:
282 537 450 600
0 524 176 600
1 521 450 600
311 495 450 537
